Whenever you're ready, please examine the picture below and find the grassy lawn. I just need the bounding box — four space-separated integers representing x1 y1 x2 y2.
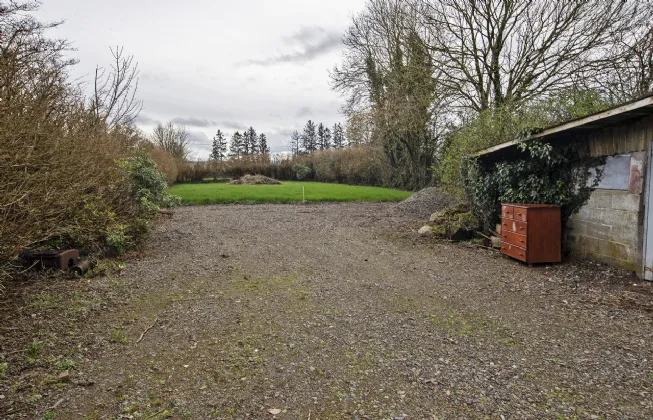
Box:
169 181 412 205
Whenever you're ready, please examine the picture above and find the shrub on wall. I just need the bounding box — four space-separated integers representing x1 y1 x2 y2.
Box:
462 141 604 232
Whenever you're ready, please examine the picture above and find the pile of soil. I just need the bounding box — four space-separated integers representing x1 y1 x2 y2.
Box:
392 187 460 219
229 174 282 185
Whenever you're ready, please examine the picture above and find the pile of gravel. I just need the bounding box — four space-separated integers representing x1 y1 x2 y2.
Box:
229 174 282 185
392 187 459 219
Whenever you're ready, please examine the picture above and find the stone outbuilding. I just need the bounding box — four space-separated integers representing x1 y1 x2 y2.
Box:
475 94 653 279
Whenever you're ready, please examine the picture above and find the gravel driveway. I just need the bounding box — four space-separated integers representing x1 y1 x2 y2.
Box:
3 203 653 419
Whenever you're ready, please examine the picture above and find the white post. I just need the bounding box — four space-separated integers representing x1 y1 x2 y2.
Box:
302 186 305 203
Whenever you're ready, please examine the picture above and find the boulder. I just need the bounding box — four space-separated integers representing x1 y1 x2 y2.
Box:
418 225 434 237
491 236 502 248
429 210 448 223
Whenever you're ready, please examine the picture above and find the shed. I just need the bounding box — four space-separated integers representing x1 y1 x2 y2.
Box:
475 94 653 279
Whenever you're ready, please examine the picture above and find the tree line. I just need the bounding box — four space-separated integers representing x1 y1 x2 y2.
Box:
209 127 270 161
332 0 653 190
290 121 347 155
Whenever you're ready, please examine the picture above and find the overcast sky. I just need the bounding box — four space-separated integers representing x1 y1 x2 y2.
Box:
35 0 365 158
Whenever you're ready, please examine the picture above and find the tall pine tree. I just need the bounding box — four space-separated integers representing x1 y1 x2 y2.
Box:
258 133 270 154
244 127 258 154
332 123 346 148
324 127 332 150
301 120 317 153
317 123 330 150
290 130 301 155
229 131 243 158
210 129 228 161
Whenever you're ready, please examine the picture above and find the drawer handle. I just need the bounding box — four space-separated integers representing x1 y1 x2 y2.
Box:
517 213 522 216
519 253 524 256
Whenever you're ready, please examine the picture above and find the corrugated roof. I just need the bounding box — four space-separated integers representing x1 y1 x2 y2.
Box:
474 94 653 159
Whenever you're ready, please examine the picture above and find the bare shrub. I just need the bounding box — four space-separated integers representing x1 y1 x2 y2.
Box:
0 2 169 283
142 144 179 184
175 147 392 187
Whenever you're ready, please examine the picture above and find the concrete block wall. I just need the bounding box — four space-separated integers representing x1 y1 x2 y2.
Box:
566 152 645 273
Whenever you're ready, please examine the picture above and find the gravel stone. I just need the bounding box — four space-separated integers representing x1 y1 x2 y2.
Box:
3 202 652 419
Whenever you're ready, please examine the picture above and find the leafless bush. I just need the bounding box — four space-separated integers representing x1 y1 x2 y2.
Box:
176 147 392 187
0 2 159 285
151 122 192 160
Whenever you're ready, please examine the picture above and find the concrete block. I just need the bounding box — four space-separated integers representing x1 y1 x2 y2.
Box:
576 236 631 262
611 192 641 212
577 206 604 223
597 209 638 229
580 250 638 272
585 190 613 209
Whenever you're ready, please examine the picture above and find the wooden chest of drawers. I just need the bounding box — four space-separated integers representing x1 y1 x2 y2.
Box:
500 203 561 264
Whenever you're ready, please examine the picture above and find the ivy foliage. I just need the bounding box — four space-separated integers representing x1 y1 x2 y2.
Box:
118 154 181 216
438 89 614 197
462 141 604 232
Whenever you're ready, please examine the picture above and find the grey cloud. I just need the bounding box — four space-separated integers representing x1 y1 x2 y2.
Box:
274 128 295 137
171 117 217 127
134 113 161 126
241 25 342 66
170 117 247 131
296 106 313 118
188 131 212 157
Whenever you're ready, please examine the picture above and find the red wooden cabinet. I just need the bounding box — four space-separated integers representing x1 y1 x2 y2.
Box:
500 203 561 264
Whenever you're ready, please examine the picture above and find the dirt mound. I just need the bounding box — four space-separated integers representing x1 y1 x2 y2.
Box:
230 174 282 185
392 187 460 219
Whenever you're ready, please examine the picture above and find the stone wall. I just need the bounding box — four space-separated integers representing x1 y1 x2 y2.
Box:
566 152 645 273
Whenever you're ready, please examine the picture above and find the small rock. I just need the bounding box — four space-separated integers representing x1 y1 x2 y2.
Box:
268 408 282 415
58 370 71 383
418 225 434 237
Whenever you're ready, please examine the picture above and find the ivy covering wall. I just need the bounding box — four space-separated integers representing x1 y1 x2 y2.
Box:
462 141 605 232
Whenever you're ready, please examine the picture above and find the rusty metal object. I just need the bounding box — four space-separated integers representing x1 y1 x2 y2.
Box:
71 260 94 277
26 249 79 272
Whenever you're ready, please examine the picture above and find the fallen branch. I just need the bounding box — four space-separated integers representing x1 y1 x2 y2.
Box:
136 317 158 343
158 209 174 216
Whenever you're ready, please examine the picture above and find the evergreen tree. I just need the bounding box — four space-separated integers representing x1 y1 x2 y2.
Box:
244 126 257 154
332 123 346 148
258 133 270 154
301 120 317 153
229 131 243 158
290 130 301 155
323 127 332 150
210 129 228 161
317 123 331 150
241 129 251 155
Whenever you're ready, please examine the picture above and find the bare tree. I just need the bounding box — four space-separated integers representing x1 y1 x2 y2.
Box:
91 46 143 128
418 0 649 111
594 18 653 100
151 122 191 160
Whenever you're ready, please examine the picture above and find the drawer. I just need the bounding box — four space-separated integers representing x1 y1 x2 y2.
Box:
502 218 527 234
502 230 527 248
501 205 514 219
501 242 527 262
513 207 528 221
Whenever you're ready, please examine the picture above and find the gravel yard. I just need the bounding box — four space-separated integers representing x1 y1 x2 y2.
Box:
2 203 653 419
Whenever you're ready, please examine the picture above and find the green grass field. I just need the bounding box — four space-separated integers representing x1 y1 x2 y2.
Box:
169 181 412 205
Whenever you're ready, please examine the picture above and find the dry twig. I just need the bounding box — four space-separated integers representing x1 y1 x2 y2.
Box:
136 317 158 343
